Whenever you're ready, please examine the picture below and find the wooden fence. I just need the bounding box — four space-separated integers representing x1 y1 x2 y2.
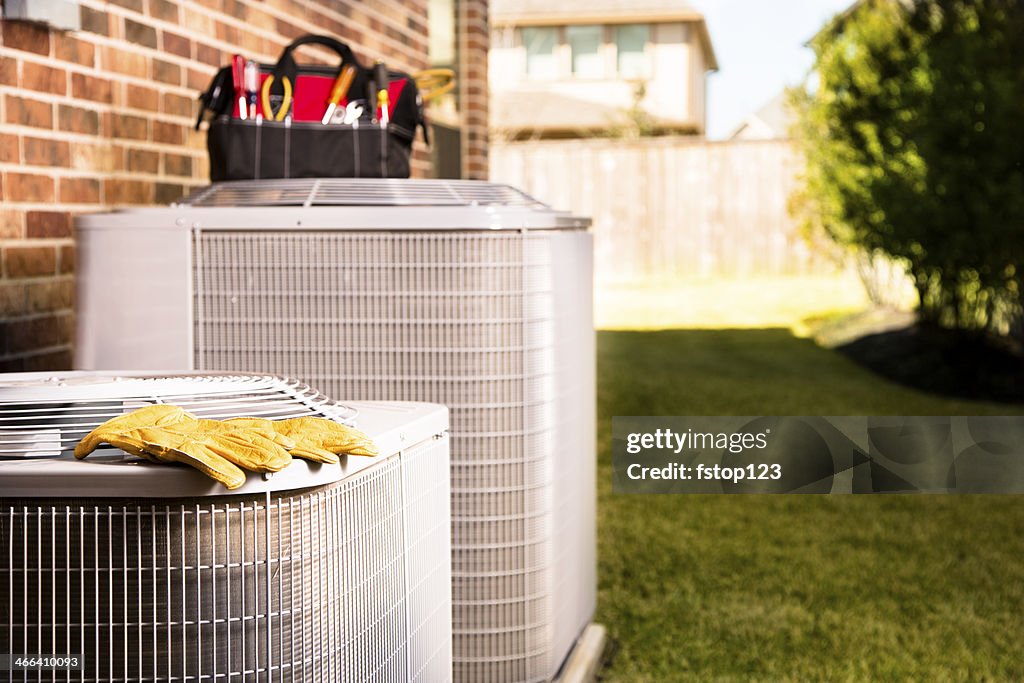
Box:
490 138 840 286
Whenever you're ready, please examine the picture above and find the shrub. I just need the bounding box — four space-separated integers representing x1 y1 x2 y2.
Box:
795 0 1024 336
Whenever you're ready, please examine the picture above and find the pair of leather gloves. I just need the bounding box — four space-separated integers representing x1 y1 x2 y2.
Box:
74 404 378 489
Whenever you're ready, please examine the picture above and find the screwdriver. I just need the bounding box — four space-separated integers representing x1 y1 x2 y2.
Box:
243 59 260 120
322 64 357 125
232 55 247 120
374 61 390 126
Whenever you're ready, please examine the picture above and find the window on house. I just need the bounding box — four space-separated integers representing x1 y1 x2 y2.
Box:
615 24 649 78
523 27 558 78
567 25 603 78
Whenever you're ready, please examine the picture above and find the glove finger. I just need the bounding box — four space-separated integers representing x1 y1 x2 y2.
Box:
156 445 247 490
208 431 293 472
325 438 378 457
225 418 298 450
75 404 193 458
274 417 378 457
289 446 340 465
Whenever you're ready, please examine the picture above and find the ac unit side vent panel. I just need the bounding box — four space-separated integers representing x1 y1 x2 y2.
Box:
193 231 594 683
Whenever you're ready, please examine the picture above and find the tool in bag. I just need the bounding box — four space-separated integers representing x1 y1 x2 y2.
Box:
196 34 428 180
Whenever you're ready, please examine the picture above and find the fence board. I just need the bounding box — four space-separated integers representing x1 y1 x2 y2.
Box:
490 138 837 285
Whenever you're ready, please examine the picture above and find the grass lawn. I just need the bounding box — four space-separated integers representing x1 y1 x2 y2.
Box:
596 329 1024 682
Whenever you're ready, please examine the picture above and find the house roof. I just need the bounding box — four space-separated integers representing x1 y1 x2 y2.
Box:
491 0 718 71
491 89 700 136
728 91 795 140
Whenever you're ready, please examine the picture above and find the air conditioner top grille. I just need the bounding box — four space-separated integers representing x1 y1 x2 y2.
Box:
177 179 548 208
0 372 447 498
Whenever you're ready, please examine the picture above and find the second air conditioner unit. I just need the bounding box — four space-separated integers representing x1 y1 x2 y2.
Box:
76 179 596 683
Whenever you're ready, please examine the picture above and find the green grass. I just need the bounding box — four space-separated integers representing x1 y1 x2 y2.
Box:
596 329 1024 682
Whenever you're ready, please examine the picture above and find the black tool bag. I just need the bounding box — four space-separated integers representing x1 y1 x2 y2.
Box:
196 35 427 181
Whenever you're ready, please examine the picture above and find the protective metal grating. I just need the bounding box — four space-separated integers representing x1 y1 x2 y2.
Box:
179 179 546 209
0 375 354 459
193 231 595 683
0 438 452 683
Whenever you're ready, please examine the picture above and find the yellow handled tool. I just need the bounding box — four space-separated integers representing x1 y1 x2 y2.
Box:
322 64 357 125
260 74 293 121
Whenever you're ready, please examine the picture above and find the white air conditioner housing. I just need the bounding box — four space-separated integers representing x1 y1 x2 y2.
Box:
0 371 452 682
75 179 597 683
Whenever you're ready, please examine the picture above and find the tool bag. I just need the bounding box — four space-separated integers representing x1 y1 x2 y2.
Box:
196 35 426 180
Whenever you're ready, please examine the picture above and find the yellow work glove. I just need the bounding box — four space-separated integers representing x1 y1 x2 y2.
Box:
75 404 195 459
108 419 293 490
264 416 378 463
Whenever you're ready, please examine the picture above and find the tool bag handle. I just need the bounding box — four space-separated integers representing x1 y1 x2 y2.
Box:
270 34 362 87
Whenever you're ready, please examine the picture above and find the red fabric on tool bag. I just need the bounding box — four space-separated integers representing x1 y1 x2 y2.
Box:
227 73 410 124
196 34 426 180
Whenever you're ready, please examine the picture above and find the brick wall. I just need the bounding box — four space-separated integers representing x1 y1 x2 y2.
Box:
458 0 487 179
0 0 445 372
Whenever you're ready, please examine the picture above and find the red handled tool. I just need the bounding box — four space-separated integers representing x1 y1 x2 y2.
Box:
231 55 247 120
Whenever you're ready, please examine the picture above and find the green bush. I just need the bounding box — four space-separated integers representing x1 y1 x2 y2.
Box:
795 0 1024 337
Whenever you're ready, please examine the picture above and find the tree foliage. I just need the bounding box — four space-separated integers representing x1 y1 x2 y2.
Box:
796 0 1024 336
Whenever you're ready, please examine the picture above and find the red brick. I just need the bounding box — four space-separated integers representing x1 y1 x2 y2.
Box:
26 211 72 238
58 245 75 274
5 173 54 202
110 115 148 141
124 19 158 49
59 177 101 204
6 314 72 354
0 57 16 86
162 92 193 117
104 178 152 205
149 0 179 22
70 142 116 172
102 47 147 79
155 182 184 204
23 138 70 167
23 348 74 372
26 279 74 313
108 0 143 12
0 209 22 239
127 148 159 173
214 22 241 46
21 62 66 95
152 120 183 144
187 68 213 91
164 153 193 177
162 31 192 59
53 34 95 68
4 245 57 278
79 7 111 37
0 356 26 373
126 84 159 111
152 59 181 85
57 104 100 136
0 283 26 316
5 96 52 128
72 73 112 104
196 44 221 67
1 21 50 56
0 134 20 164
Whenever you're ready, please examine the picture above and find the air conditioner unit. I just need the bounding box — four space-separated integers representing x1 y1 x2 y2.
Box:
75 179 597 683
0 371 452 682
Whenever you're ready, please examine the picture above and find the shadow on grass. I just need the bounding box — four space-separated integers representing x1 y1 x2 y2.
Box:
837 323 1024 404
595 329 1024 682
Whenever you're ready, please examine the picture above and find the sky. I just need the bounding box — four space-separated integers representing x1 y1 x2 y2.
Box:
692 0 854 139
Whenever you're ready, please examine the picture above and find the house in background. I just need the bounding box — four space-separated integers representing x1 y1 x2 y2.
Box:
729 90 795 140
489 0 717 140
